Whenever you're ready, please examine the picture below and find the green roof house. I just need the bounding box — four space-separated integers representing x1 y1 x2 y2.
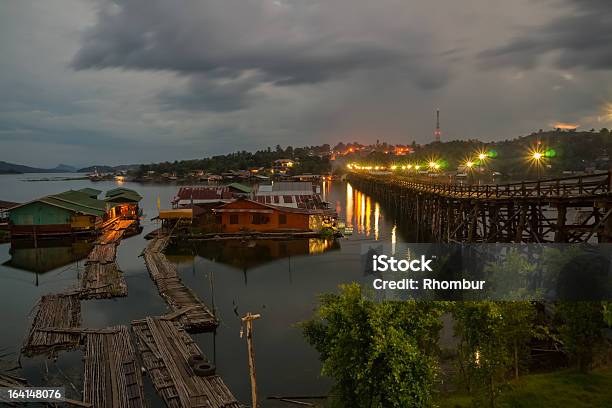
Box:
9 190 112 236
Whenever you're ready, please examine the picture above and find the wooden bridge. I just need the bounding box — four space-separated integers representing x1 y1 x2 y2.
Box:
347 171 612 243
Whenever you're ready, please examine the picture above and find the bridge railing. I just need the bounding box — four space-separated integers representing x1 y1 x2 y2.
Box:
352 171 611 199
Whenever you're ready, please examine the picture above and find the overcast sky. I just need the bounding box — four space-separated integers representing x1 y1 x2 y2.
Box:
1 0 611 167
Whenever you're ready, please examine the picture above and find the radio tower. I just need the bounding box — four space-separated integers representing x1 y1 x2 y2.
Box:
434 109 441 142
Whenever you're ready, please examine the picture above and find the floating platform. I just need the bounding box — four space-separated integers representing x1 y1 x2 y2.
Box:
83 326 146 408
80 263 128 299
87 243 117 264
79 220 136 299
132 317 240 408
143 236 218 332
22 293 81 356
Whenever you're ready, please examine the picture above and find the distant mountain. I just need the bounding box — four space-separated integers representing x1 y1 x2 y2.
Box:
0 161 76 174
53 164 77 172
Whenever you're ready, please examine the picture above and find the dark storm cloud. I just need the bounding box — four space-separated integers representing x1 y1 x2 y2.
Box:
480 0 612 70
158 74 261 112
71 0 451 111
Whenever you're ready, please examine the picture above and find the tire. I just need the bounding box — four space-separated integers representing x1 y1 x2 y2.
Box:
192 362 216 377
187 355 207 367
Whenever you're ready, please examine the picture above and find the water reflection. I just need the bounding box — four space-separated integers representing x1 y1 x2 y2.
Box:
3 239 93 275
374 203 380 241
346 183 353 227
167 238 340 274
0 177 402 403
346 182 382 240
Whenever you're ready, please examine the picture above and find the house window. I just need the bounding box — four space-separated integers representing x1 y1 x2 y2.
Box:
283 195 293 203
230 214 239 224
215 215 222 224
279 214 287 224
252 214 269 225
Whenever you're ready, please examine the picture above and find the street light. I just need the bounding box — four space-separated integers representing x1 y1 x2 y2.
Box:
528 149 546 180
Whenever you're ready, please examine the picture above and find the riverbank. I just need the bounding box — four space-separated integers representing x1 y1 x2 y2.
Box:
441 368 612 408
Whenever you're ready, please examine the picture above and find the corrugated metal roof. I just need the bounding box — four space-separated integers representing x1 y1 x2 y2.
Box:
227 183 252 193
104 191 142 203
272 182 314 192
174 186 233 202
77 188 102 197
8 190 109 217
53 190 107 211
39 196 106 217
0 200 19 210
106 187 142 199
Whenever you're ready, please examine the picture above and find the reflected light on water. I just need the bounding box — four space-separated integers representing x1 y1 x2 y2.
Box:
365 196 371 236
347 183 384 238
374 203 380 240
308 238 335 254
391 224 397 255
360 193 366 234
346 183 354 227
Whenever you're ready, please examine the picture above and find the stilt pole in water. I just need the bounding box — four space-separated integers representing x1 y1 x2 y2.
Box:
241 312 261 408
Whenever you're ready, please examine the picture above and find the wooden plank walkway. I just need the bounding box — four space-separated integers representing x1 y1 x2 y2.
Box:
132 317 240 408
80 220 136 299
22 293 81 356
143 236 218 332
83 326 146 408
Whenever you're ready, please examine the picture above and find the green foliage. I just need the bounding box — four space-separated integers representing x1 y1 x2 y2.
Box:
555 301 605 372
452 301 537 408
483 249 537 300
604 302 612 327
441 368 612 408
301 283 445 408
135 145 332 176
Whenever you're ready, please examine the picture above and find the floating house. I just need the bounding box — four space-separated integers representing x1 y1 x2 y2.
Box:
212 198 335 233
172 186 234 208
104 187 142 219
253 182 327 210
8 188 142 237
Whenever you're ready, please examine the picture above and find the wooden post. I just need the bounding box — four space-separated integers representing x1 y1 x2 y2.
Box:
554 204 567 243
241 312 261 408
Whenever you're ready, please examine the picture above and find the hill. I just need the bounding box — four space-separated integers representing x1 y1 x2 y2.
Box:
0 161 76 174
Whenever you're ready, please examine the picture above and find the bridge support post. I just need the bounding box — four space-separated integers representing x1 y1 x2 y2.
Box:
554 203 567 243
489 205 499 242
515 205 527 243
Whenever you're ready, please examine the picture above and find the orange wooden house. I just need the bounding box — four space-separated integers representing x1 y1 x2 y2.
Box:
213 198 334 233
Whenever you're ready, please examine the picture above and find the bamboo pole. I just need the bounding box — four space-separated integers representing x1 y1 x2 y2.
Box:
241 312 261 408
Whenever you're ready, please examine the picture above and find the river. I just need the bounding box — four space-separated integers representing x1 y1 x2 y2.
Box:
0 173 407 405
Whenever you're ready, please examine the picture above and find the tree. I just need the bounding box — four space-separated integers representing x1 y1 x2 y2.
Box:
555 301 605 372
452 301 536 407
301 283 444 407
603 302 612 327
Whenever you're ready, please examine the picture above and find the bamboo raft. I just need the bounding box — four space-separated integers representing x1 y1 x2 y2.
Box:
22 293 81 356
80 220 136 299
83 326 146 408
132 317 240 408
80 263 128 299
87 243 117 264
143 237 218 332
